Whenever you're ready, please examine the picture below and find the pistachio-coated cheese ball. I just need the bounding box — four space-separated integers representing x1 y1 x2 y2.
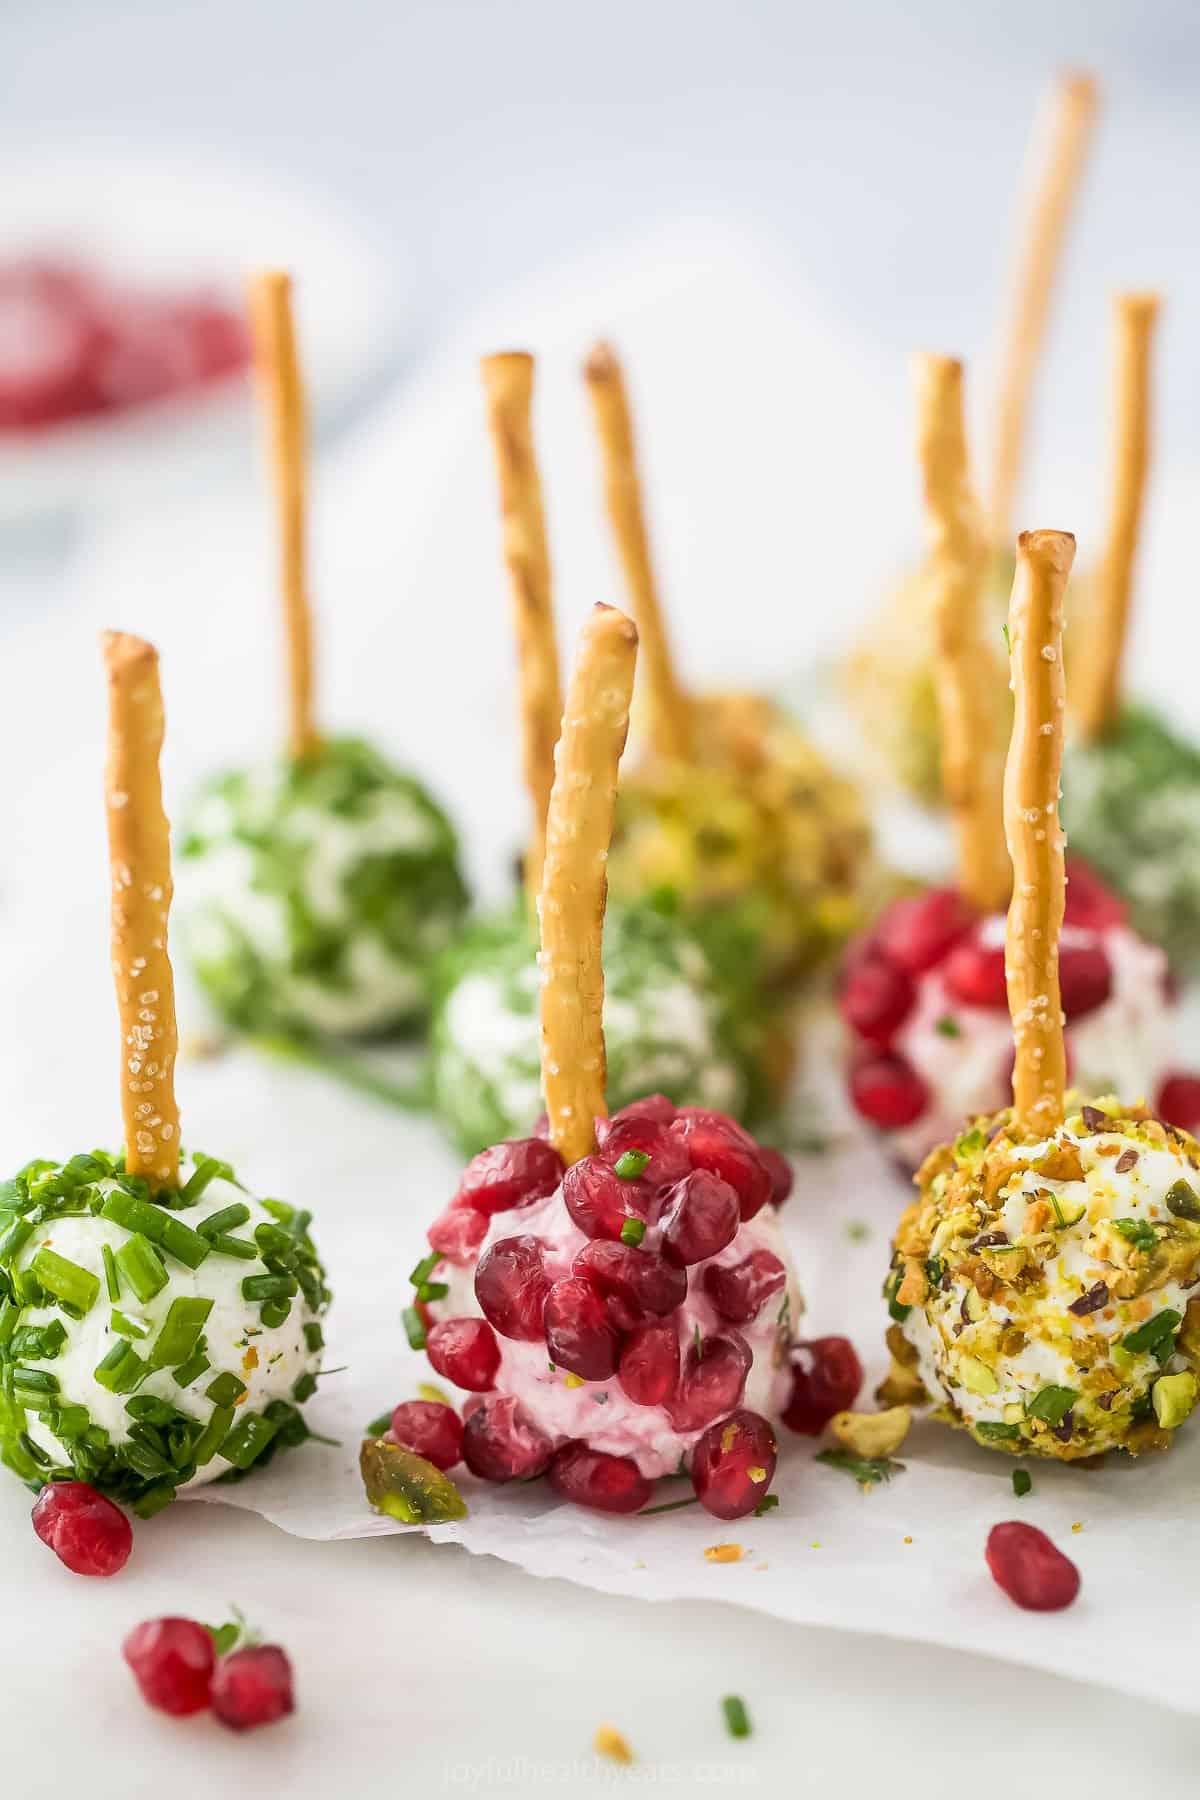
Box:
885 1099 1200 1461
180 737 469 1038
0 1148 330 1513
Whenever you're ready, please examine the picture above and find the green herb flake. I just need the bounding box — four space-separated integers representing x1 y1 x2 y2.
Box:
1012 1469 1032 1499
722 1696 752 1740
815 1449 905 1490
1121 1308 1182 1361
614 1150 651 1181
753 1493 780 1517
402 1306 427 1351
844 1221 870 1244
974 1420 1021 1442
1026 1385 1078 1427
619 1217 647 1247
29 1249 100 1317
934 1015 962 1039
1112 1217 1157 1251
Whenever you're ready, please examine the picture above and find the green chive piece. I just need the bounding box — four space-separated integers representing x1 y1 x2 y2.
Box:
0 1215 35 1261
614 1150 651 1180
409 1251 441 1288
753 1493 780 1516
11 1365 60 1397
101 1243 121 1303
259 1298 292 1329
192 1404 235 1467
98 1189 211 1270
0 1297 20 1349
303 1322 324 1353
1025 1385 1078 1427
366 1410 394 1437
415 1281 449 1303
111 1309 152 1340
722 1696 752 1740
619 1217 647 1247
241 1273 297 1302
114 1233 169 1303
132 1482 178 1519
206 1233 258 1261
29 1249 100 1317
172 1346 211 1388
1012 1469 1032 1499
975 1420 1021 1442
1121 1308 1182 1360
292 1370 318 1402
147 1296 214 1370
218 1410 281 1470
10 1319 68 1360
934 1015 961 1039
93 1340 147 1394
197 1202 251 1239
206 1371 247 1407
179 1156 234 1206
402 1305 427 1351
1112 1217 1156 1251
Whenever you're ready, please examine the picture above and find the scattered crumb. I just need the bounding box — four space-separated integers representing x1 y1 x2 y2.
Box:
903 1536 913 1545
753 1561 769 1571
845 1220 870 1243
181 1029 229 1062
417 1382 452 1407
594 1725 633 1764
1071 1521 1083 1534
704 1543 744 1563
632 1559 646 1570
564 1373 585 1390
241 1346 259 1374
810 1541 821 1549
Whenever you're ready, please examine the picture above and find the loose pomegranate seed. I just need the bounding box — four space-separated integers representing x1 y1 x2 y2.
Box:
1157 1072 1200 1131
759 1147 794 1207
123 1617 215 1716
427 1202 487 1264
563 1154 655 1240
704 1250 787 1323
691 1409 778 1519
456 1137 564 1214
985 1521 1080 1611
666 1334 751 1432
547 1442 653 1513
543 1276 622 1379
839 954 915 1045
596 1117 692 1189
462 1394 554 1481
619 1319 680 1406
31 1481 132 1578
1064 857 1126 930
672 1113 773 1220
782 1337 863 1434
876 886 975 975
426 1317 501 1391
1058 942 1112 1020
848 1051 929 1130
0 266 97 428
658 1170 741 1265
388 1400 464 1471
474 1235 550 1340
943 935 1008 1009
210 1644 295 1732
573 1238 687 1317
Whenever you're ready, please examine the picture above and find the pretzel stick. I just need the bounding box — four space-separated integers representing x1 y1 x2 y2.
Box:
102 632 181 1188
1004 530 1075 1134
481 352 562 903
987 73 1099 545
248 270 319 760
539 603 638 1164
583 343 693 763
1074 292 1160 741
915 354 1010 913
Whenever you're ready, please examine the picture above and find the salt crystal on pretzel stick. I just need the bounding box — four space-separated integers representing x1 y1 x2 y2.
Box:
987 73 1099 546
481 352 562 903
915 353 1010 914
1003 528 1075 1134
583 343 693 764
101 631 180 1187
248 269 319 761
539 603 638 1165
1074 292 1160 742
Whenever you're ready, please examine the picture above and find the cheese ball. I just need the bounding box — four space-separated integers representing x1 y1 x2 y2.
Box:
0 1148 330 1512
1064 705 1200 972
428 900 780 1155
885 1099 1200 1460
609 692 871 983
416 1099 800 1517
180 737 469 1038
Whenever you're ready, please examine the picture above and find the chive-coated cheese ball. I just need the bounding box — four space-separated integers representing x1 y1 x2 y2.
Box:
0 1148 330 1513
428 901 780 1156
885 1099 1200 1461
180 737 469 1038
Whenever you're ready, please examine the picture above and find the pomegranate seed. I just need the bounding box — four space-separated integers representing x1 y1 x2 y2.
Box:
691 1408 778 1519
848 1051 929 1130
759 1147 794 1207
619 1319 681 1406
543 1276 622 1379
839 954 915 1045
210 1644 295 1732
457 1137 564 1214
1064 857 1126 930
704 1250 787 1323
123 1617 215 1716
782 1337 863 1434
474 1235 550 1340
658 1170 741 1265
573 1238 687 1317
673 1113 773 1220
426 1317 501 1391
605 1093 676 1127
462 1394 554 1481
427 1203 487 1264
1059 942 1112 1020
596 1117 692 1189
562 1154 655 1240
943 935 1008 1009
388 1400 464 1471
666 1334 751 1432
31 1481 132 1578
547 1442 653 1513
876 886 975 975
1157 1072 1200 1131
985 1521 1080 1611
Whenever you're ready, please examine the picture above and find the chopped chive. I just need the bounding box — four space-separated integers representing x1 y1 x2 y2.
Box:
179 1156 233 1206
638 1494 700 1516
149 1297 214 1369
0 1215 35 1261
259 1298 292 1329
1112 1217 1157 1251
206 1234 258 1261
218 1410 280 1470
132 1482 178 1519
1121 1309 1182 1359
192 1403 235 1467
1012 1469 1032 1499
11 1365 60 1397
171 1346 211 1389
101 1243 121 1303
197 1203 251 1239
206 1371 247 1407
98 1189 211 1270
1026 1385 1078 1427
934 1015 962 1038
753 1493 780 1516
366 1410 393 1437
619 1217 647 1247
614 1149 651 1180
10 1319 68 1360
303 1322 324 1353
0 1298 19 1349
402 1306 427 1351
291 1370 318 1403
974 1420 1021 1442
29 1248 100 1317
722 1696 752 1740
409 1251 441 1288
93 1340 147 1395
241 1273 297 1302
415 1281 449 1303
114 1233 169 1303
111 1309 152 1340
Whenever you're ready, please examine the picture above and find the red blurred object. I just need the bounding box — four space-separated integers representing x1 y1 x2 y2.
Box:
1157 1073 1200 1132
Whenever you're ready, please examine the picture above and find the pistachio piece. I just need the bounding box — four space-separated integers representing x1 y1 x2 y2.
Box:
1152 1371 1198 1430
830 1405 912 1459
360 1436 469 1523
